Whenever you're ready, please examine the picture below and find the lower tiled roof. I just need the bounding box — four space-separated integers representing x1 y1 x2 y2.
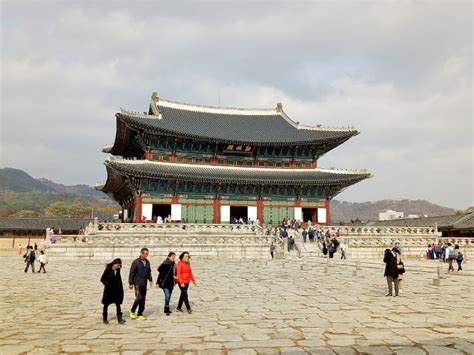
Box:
104 159 371 186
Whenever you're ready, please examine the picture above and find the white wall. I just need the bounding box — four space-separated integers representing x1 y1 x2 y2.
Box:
317 208 327 224
248 206 257 221
171 204 182 221
294 207 302 221
221 206 230 222
142 204 153 221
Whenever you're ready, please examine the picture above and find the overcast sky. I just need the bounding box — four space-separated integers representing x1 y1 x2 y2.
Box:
1 1 472 209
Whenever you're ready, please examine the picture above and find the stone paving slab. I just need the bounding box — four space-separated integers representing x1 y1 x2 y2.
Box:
0 252 473 354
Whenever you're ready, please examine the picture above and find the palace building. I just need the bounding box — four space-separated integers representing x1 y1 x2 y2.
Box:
98 92 370 225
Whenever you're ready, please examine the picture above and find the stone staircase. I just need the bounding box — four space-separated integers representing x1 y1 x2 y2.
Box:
47 223 275 260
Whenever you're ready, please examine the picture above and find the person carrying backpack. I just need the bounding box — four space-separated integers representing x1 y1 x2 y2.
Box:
454 245 464 271
23 246 36 273
446 243 455 272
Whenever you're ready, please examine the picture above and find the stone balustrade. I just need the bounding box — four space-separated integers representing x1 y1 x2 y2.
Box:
92 222 262 235
318 225 438 237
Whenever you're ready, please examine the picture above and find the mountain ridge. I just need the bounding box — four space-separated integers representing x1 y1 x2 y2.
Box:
0 167 459 221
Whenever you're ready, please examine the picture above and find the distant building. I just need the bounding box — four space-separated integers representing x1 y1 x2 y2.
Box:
379 209 404 221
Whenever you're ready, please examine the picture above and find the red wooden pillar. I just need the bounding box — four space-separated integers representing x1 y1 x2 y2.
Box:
170 154 177 163
290 161 296 168
213 198 221 224
311 159 317 168
145 149 152 160
135 193 143 223
257 197 264 224
325 199 331 225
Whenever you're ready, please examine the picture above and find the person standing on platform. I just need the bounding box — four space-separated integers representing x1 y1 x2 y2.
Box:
101 258 126 324
129 248 153 320
37 250 47 273
383 248 399 297
23 246 36 273
157 252 176 316
176 252 196 314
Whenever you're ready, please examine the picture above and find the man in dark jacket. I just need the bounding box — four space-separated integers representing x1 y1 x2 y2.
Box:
157 252 176 316
129 247 153 320
383 248 399 296
23 246 36 273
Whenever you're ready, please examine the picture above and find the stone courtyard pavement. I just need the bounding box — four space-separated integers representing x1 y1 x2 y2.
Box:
0 252 473 355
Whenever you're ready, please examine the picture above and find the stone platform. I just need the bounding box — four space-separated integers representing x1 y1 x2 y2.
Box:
1 251 473 354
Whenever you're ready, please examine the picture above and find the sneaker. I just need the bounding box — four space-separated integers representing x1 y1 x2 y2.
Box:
137 315 146 320
385 293 392 297
176 308 184 312
130 312 137 319
399 289 403 294
187 309 193 314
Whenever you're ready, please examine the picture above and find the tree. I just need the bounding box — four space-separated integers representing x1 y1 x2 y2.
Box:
45 202 70 216
11 210 41 217
68 204 92 218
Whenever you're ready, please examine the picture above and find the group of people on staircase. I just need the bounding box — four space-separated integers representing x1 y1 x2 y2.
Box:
100 247 196 325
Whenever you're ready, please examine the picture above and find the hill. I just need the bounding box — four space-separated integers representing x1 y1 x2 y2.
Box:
0 167 117 217
330 199 456 223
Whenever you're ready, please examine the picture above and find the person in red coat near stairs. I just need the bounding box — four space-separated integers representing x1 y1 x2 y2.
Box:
176 252 197 313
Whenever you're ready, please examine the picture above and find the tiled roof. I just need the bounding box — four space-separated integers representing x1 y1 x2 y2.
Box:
104 158 371 186
370 213 474 230
0 218 93 231
116 96 358 145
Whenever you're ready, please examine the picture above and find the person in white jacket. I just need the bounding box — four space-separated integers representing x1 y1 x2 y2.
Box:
445 243 455 272
38 251 48 273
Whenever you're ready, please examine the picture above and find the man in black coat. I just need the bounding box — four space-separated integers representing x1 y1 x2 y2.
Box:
129 247 153 320
383 248 399 296
100 258 125 324
157 252 176 316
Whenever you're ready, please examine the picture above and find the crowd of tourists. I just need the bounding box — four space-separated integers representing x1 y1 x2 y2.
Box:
100 248 197 325
425 242 464 271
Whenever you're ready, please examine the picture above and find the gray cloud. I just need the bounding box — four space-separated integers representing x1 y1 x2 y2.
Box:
1 1 472 209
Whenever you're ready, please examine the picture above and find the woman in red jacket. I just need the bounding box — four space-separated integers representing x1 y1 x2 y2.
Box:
176 251 196 313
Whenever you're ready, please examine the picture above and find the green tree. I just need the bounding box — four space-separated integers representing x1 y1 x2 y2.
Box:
45 202 70 216
11 210 41 217
68 204 92 218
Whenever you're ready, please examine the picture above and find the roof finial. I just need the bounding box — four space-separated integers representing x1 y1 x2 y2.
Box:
276 102 283 113
152 92 159 101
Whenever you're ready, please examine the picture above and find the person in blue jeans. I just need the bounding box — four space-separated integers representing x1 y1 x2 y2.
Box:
157 252 176 316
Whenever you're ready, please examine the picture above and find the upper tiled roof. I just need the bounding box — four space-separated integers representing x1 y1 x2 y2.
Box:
116 94 358 145
104 158 371 186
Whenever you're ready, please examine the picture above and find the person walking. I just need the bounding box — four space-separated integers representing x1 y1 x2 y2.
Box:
454 245 464 271
395 249 405 294
101 258 126 324
340 241 347 260
176 252 196 314
302 229 308 243
37 250 47 273
383 248 399 297
129 248 153 320
269 242 276 259
23 246 36 273
157 252 176 316
446 243 455 272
